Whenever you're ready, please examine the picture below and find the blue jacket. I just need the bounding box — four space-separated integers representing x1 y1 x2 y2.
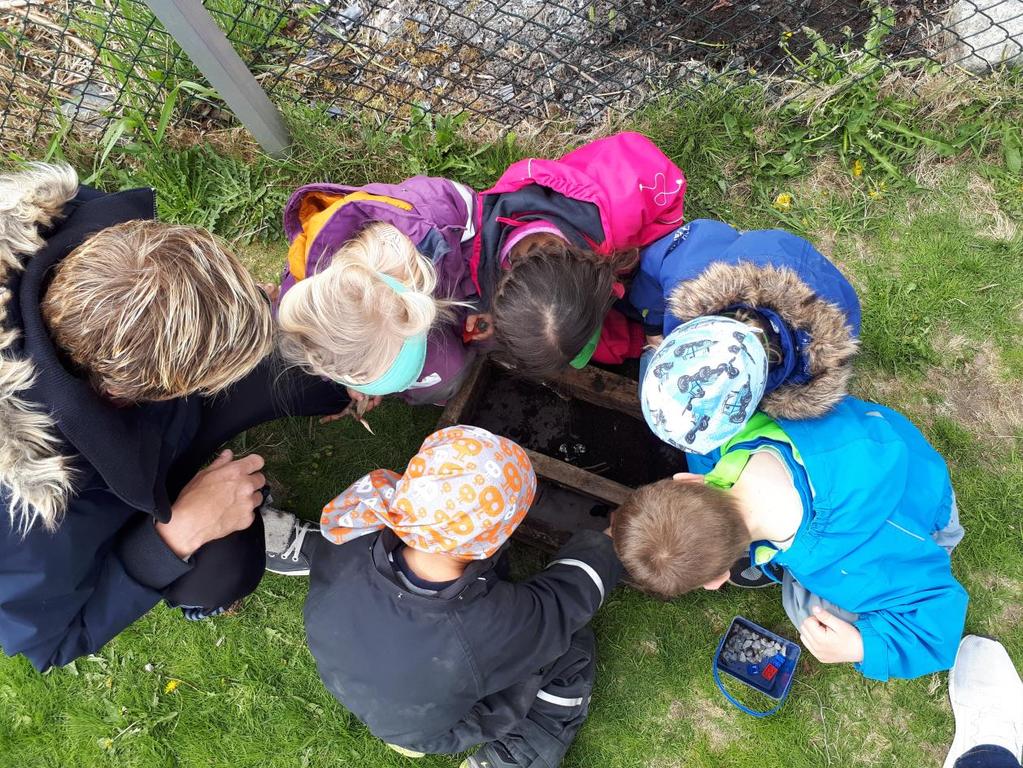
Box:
629 220 861 420
0 177 202 671
691 397 967 681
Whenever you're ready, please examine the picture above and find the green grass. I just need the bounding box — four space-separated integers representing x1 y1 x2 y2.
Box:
3 62 1023 768
66 0 292 117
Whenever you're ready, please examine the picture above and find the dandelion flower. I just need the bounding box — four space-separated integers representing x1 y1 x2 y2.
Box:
773 192 793 211
164 679 180 694
852 159 864 177
98 738 114 751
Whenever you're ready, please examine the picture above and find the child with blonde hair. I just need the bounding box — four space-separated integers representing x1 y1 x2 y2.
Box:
276 177 478 405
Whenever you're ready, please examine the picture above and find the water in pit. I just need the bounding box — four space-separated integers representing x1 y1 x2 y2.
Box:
468 368 686 487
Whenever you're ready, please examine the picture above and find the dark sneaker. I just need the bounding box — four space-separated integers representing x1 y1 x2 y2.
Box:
180 599 244 621
460 742 524 768
727 555 781 588
262 506 317 576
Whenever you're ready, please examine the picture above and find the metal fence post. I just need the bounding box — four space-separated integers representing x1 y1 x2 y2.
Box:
144 0 291 156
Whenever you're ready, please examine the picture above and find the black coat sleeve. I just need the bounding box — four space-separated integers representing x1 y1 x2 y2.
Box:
488 529 623 680
0 487 178 671
424 530 622 752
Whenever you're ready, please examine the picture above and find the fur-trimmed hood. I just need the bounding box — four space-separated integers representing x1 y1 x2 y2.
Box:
0 165 172 536
669 260 859 420
630 220 860 421
0 163 80 534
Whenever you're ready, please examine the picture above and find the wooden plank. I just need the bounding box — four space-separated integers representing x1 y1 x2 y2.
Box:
523 447 631 506
547 365 643 421
436 357 489 428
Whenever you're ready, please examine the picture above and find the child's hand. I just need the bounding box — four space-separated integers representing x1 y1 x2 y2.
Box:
645 334 664 349
602 509 615 540
319 390 382 425
464 313 494 342
257 282 280 303
799 606 864 664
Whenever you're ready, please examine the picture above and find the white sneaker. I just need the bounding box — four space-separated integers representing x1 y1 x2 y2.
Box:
943 635 1023 768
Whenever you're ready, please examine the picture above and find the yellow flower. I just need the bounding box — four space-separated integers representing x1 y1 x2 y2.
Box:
782 31 794 40
852 159 864 177
98 738 114 751
773 192 793 211
164 679 180 694
868 188 880 199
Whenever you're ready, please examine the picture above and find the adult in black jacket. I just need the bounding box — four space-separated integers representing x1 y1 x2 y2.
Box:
0 164 348 671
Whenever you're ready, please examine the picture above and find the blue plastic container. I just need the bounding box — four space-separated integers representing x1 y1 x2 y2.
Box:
712 616 800 717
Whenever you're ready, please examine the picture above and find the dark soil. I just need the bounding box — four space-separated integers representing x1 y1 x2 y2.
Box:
468 368 686 487
527 482 612 547
607 0 950 73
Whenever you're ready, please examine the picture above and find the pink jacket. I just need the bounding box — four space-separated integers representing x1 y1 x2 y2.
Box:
472 132 686 364
472 132 687 302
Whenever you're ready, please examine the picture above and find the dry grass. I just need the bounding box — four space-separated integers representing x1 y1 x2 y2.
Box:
929 337 1023 442
668 695 739 750
858 338 1023 449
0 1 98 151
963 175 1019 240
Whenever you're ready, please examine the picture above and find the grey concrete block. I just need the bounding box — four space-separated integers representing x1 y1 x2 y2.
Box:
950 0 1023 72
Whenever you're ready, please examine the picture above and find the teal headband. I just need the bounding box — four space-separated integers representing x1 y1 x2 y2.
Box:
343 273 428 396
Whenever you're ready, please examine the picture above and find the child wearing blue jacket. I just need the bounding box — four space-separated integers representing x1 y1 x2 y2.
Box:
628 219 860 423
615 318 968 681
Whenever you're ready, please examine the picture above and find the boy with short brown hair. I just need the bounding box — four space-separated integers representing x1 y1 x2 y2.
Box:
613 479 747 600
624 325 968 681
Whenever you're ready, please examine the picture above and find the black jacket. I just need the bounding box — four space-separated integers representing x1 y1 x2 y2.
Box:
304 529 623 754
0 180 203 671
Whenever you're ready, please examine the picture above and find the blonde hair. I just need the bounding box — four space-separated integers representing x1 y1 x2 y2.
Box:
41 220 274 403
278 222 454 385
613 478 749 599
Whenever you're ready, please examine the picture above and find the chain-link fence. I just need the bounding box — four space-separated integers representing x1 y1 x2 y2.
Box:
2 0 1021 153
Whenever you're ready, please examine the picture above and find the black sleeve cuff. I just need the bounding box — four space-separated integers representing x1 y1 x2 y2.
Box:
116 516 194 590
643 322 663 337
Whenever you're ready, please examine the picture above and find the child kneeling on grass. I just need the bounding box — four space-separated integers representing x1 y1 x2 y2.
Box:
616 318 968 681
276 177 478 406
305 425 623 768
628 219 861 425
472 132 686 376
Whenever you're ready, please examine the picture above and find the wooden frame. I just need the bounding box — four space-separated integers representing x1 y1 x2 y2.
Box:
437 359 652 550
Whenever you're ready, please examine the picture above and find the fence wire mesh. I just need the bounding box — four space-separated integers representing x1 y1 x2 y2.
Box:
1 0 1021 153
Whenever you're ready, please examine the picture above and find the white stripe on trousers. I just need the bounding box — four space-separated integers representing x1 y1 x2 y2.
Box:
536 689 584 707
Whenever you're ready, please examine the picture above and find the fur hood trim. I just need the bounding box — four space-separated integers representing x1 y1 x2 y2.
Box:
667 261 859 420
0 163 80 534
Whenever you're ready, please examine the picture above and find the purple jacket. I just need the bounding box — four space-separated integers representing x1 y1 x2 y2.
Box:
280 177 479 404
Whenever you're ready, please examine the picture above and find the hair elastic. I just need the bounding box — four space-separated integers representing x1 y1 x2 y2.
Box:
569 325 601 369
